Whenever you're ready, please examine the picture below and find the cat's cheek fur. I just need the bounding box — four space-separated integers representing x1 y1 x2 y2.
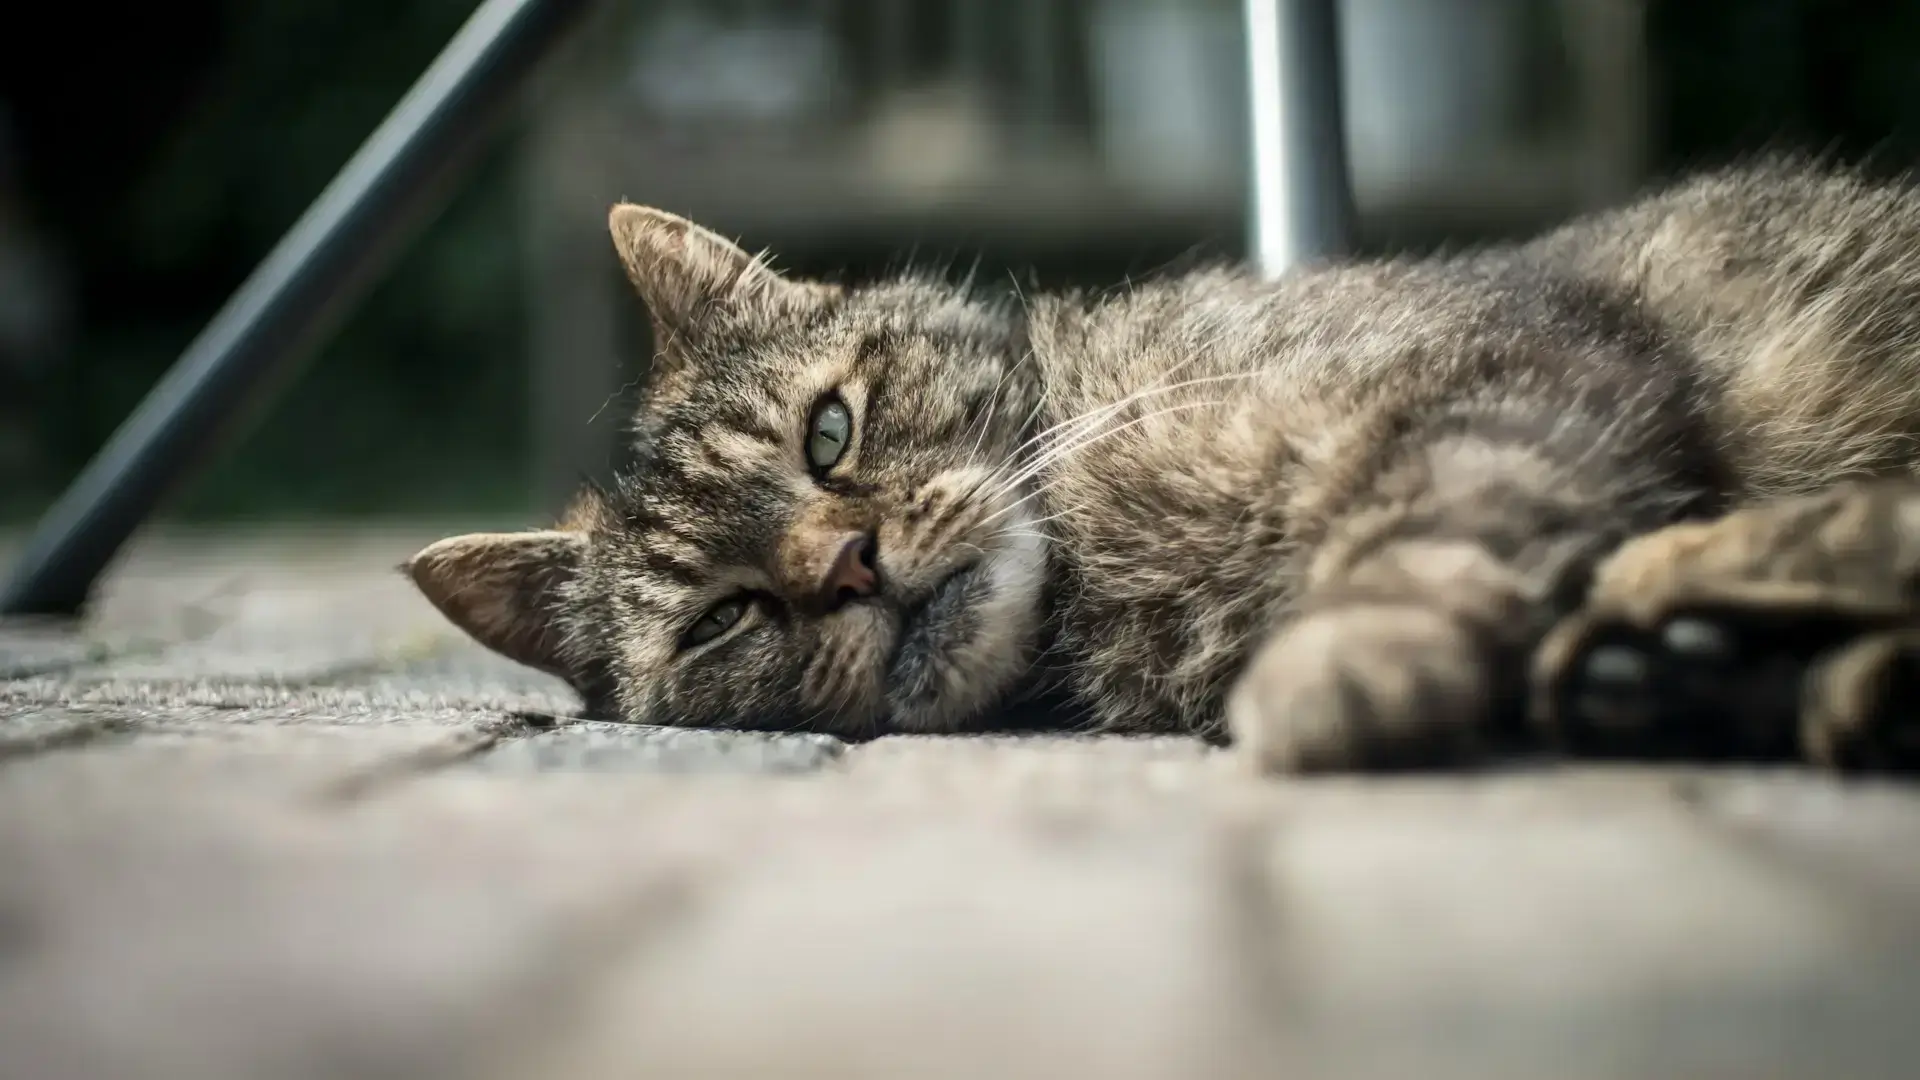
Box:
885 508 1050 732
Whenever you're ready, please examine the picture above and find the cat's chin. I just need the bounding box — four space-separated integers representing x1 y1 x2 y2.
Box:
885 561 989 687
878 508 1049 733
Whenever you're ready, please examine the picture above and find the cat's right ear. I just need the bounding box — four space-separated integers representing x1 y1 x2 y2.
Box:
608 204 840 332
404 529 585 683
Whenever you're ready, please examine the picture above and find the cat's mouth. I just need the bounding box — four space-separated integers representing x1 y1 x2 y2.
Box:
886 561 986 684
873 497 1049 732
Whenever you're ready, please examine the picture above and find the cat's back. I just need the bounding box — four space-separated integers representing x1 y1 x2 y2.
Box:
1021 255 1665 731
1525 157 1920 341
1526 157 1920 495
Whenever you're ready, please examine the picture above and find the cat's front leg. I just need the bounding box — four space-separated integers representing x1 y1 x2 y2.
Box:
1225 535 1554 773
1220 358 1715 773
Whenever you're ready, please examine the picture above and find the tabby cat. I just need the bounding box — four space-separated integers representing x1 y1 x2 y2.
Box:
407 158 1920 772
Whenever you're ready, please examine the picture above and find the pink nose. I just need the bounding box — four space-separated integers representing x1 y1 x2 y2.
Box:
820 532 877 608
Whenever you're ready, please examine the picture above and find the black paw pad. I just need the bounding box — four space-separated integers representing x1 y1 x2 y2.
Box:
1553 612 1805 759
1570 643 1656 733
1660 617 1737 663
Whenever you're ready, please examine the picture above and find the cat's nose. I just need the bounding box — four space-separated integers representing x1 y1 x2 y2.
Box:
818 531 878 610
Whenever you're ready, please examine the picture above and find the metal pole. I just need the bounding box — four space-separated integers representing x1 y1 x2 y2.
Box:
1 0 600 616
1244 0 1354 276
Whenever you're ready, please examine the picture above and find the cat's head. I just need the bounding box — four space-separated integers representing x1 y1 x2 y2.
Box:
405 206 1049 735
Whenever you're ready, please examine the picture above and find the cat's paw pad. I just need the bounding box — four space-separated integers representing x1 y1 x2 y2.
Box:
1533 608 1828 757
1532 481 1920 764
1227 603 1489 774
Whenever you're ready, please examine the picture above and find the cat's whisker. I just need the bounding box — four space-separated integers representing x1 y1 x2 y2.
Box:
977 502 1084 546
1032 370 1256 453
1017 365 1242 454
972 400 1227 531
984 389 1243 508
967 346 1035 458
1003 399 1117 465
1006 503 1084 530
980 374 1257 510
1005 526 1058 542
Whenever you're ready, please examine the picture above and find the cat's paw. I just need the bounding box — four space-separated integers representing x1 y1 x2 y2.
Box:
1532 481 1920 768
1802 631 1920 769
1226 603 1491 774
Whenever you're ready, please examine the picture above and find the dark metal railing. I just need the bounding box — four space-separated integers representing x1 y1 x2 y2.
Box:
0 0 598 615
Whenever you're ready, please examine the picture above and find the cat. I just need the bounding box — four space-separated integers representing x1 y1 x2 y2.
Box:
405 157 1920 773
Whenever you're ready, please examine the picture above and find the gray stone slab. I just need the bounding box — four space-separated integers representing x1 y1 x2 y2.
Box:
1687 772 1920 935
471 721 846 775
0 777 700 1080
8 524 1920 1079
336 642 581 714
76 523 472 649
0 710 502 800
841 732 1228 803
0 635 575 722
64 526 478 683
1250 771 1920 1080
405 762 1920 1080
7 734 1920 1080
0 675 524 722
514 806 1268 1080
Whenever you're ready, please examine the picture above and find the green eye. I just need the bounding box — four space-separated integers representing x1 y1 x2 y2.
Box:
682 596 748 649
807 394 853 472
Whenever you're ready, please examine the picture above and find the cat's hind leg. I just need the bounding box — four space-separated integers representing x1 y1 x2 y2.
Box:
1532 480 1920 770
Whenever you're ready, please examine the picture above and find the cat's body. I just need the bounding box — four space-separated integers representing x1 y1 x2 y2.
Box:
1035 160 1920 750
407 158 1920 771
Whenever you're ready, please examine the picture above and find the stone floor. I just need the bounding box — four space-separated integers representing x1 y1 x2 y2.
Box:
3 524 1920 1080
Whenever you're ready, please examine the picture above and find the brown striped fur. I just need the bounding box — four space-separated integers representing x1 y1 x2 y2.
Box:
407 158 1920 771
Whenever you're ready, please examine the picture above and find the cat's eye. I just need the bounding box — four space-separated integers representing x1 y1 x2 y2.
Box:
807 394 853 472
682 596 748 649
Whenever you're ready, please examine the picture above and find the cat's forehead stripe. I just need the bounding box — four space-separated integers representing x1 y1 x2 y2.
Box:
629 533 706 586
710 399 786 446
686 427 778 477
625 461 795 562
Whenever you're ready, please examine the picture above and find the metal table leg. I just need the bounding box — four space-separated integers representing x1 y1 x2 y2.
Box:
1244 0 1354 276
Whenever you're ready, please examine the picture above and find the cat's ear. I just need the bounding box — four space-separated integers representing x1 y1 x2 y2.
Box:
608 204 840 329
404 529 585 681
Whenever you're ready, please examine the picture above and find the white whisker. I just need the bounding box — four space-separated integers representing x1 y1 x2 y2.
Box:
973 399 1227 530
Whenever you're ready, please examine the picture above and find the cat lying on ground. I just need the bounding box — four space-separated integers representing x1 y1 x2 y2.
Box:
407 157 1920 773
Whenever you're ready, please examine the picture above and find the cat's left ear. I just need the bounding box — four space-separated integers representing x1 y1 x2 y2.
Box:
608 204 840 330
404 530 585 682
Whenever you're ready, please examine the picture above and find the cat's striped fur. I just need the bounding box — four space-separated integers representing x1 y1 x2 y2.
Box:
407 158 1920 771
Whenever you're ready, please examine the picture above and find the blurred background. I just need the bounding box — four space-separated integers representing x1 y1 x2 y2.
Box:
0 0 1916 528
